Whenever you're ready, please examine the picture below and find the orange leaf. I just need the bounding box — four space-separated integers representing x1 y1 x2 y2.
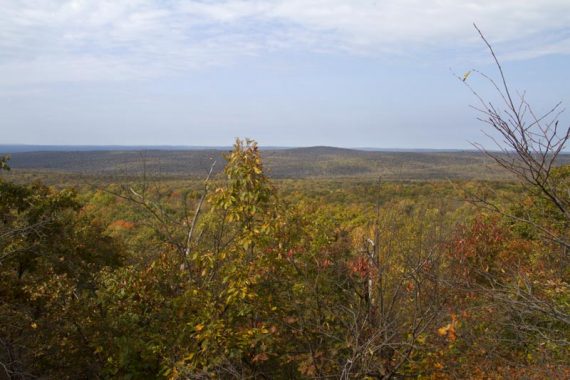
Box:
252 352 269 363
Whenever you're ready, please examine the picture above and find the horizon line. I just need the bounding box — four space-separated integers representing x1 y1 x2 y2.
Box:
0 143 479 151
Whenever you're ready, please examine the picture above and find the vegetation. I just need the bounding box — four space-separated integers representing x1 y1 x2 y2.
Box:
1 34 569 380
1 134 569 378
6 148 569 182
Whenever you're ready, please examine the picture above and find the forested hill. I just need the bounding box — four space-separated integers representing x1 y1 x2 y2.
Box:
2 146 569 180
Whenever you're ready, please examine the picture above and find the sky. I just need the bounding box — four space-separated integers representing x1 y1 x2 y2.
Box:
1 0 570 149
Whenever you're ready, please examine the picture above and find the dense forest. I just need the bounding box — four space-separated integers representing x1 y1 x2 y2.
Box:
1 131 569 379
2 148 542 181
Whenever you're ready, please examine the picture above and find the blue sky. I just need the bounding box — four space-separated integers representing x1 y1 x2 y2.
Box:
1 0 569 148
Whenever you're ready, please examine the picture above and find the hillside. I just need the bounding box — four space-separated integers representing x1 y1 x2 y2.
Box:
2 146 564 181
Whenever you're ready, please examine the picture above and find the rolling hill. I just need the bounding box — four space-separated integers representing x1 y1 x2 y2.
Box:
1 146 568 181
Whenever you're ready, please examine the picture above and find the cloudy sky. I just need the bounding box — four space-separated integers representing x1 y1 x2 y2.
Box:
1 0 569 148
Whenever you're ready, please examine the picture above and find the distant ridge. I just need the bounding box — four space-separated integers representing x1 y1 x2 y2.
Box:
287 146 359 154
0 144 478 154
4 146 566 181
356 147 476 153
0 145 231 153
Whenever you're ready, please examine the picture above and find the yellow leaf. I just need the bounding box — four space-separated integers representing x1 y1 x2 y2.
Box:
195 323 204 331
437 324 450 336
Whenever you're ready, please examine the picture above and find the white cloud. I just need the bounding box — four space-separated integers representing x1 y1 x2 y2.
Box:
0 0 569 84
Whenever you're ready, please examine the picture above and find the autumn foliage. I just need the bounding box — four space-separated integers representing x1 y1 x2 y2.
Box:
1 140 569 379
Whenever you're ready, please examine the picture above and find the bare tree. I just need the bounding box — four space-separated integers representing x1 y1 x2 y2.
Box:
459 24 570 250
453 24 570 354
